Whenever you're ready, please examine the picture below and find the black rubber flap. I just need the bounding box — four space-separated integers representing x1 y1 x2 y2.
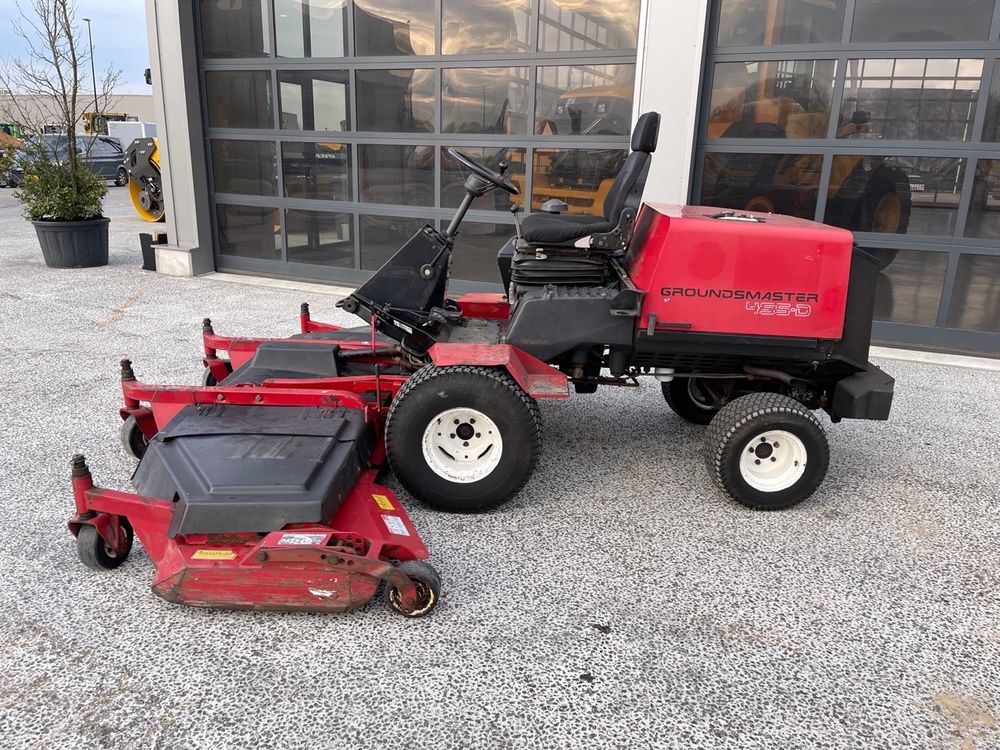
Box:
292 325 394 346
222 341 341 385
133 404 375 537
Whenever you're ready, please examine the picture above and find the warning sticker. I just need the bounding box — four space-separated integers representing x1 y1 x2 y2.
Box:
192 549 237 561
382 515 410 537
372 494 394 510
278 533 328 546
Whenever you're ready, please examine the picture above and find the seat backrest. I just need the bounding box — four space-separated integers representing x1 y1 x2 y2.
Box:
603 112 660 226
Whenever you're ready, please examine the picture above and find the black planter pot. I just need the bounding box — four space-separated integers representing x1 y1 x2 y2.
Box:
32 217 110 268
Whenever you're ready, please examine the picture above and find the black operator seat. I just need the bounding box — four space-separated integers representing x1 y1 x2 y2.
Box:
519 112 661 246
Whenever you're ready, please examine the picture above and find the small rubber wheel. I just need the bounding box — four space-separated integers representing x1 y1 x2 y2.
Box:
115 166 129 187
201 360 232 387
663 378 724 425
77 518 133 570
120 415 148 460
704 393 829 510
385 365 542 512
385 560 441 618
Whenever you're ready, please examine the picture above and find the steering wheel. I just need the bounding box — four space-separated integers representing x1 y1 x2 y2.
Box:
447 148 521 196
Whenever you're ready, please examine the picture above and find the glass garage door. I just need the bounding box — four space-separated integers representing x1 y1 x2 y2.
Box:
196 0 641 289
696 0 1000 355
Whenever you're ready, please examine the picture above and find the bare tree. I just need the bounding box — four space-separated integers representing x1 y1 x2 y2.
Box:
0 0 122 190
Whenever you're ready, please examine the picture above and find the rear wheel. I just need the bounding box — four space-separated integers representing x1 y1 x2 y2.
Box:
705 393 829 510
385 365 542 512
662 378 724 425
120 415 148 460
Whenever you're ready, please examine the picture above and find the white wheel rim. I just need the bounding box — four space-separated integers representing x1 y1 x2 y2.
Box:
739 430 807 492
421 407 503 484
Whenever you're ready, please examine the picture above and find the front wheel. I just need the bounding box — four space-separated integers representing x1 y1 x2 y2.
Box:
385 365 542 512
704 393 829 510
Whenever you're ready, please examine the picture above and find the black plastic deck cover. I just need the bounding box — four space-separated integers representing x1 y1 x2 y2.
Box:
132 404 375 537
221 341 342 385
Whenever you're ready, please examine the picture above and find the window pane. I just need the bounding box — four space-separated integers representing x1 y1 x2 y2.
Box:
826 156 964 237
967 159 1000 240
717 0 847 47
206 71 274 129
851 0 994 43
442 0 530 54
359 144 435 205
217 205 281 260
946 255 1000 333
872 249 948 326
443 68 529 135
840 58 983 142
708 60 837 139
441 147 525 212
360 215 428 270
211 140 278 196
275 0 348 57
538 0 640 51
535 65 635 137
531 147 628 216
282 142 351 201
983 63 1000 142
285 209 354 267
278 71 350 131
699 152 824 219
200 0 270 58
356 69 435 132
451 221 512 282
354 0 436 55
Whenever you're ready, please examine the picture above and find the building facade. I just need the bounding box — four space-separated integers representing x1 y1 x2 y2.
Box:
145 1 1000 355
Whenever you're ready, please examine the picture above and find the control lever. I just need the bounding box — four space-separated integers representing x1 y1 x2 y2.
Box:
498 160 509 176
510 204 528 251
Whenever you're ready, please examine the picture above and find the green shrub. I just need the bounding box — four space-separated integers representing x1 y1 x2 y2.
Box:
15 147 107 222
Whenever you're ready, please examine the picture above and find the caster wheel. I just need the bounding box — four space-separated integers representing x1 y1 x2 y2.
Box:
120 415 148 460
385 365 542 512
704 393 829 510
77 518 133 570
663 377 724 425
385 560 441 618
201 360 232 387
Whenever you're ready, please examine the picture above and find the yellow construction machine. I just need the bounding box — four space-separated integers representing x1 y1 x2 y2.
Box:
124 137 165 222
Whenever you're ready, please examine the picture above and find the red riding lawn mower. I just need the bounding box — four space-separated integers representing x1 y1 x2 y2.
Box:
69 112 894 615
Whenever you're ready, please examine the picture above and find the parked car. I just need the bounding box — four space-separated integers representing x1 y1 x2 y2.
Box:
5 134 127 188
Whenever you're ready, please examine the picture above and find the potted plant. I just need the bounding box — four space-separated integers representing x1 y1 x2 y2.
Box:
0 0 121 268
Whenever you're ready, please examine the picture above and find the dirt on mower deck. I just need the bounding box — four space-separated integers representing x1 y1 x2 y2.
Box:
0 188 999 750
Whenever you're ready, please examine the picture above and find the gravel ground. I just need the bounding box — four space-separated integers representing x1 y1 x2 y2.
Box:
1 188 999 750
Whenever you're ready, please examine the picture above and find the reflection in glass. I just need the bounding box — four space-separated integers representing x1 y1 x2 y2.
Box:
531 148 628 216
851 0 993 43
717 0 847 47
442 0 530 54
443 68 528 135
700 152 824 219
356 69 435 132
983 65 1000 142
360 214 429 270
206 71 274 129
535 65 635 137
278 71 350 131
965 159 1000 240
200 0 269 58
947 255 1000 333
840 58 983 142
871 249 948 326
826 156 964 237
282 142 351 202
286 209 354 267
354 0 436 55
708 60 837 139
217 204 281 260
275 0 348 57
451 222 514 282
211 140 277 196
359 144 435 206
538 0 640 51
441 147 525 211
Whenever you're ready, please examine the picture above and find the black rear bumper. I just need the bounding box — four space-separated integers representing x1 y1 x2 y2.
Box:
829 362 894 421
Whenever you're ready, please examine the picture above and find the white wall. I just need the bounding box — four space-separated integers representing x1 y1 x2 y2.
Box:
633 0 711 205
